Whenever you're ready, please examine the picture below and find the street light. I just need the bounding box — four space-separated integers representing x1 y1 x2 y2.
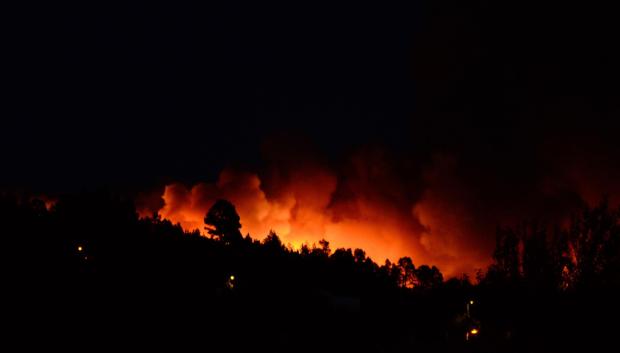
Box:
467 299 475 317
465 299 480 341
227 274 236 289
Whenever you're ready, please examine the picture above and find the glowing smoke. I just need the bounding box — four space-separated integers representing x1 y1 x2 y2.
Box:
139 155 492 277
136 134 620 278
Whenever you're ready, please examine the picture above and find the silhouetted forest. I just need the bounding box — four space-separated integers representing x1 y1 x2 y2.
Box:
3 191 620 352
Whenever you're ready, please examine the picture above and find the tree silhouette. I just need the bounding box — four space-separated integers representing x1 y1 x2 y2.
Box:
520 221 556 290
490 226 521 282
4 189 620 352
313 238 331 257
8 189 620 352
263 230 284 252
204 199 243 245
415 265 443 289
397 256 416 288
571 199 620 288
353 248 366 263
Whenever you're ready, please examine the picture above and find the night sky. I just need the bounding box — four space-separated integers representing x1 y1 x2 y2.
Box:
4 1 620 274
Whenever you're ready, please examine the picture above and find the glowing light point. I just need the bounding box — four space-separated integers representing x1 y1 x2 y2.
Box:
77 246 83 252
469 300 474 305
470 329 479 335
230 275 235 281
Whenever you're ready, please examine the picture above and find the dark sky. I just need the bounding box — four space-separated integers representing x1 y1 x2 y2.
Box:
3 1 620 195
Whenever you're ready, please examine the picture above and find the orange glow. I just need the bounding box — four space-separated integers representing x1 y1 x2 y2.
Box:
470 329 479 335
143 166 493 278
43 199 56 211
30 195 56 211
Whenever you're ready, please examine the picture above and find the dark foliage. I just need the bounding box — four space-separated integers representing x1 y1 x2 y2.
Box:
480 199 620 352
3 192 619 351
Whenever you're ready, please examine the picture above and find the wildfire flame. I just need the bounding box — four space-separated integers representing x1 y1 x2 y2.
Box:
134 137 620 279
140 164 492 278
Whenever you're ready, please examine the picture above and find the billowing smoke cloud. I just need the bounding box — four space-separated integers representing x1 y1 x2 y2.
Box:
412 154 494 276
136 130 620 278
149 167 438 271
137 149 491 277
